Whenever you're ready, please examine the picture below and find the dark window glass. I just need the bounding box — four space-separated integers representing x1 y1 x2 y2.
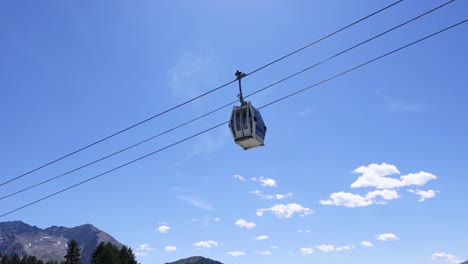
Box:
242 108 248 129
236 110 241 131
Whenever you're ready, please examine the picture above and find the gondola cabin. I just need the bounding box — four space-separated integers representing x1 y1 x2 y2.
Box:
229 101 267 150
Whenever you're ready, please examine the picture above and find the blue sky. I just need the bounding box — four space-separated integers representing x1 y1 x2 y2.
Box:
1 1 467 264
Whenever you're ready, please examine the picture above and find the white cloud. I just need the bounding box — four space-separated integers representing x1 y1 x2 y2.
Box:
251 190 293 200
252 176 277 187
157 225 170 234
431 252 462 264
254 235 269 240
137 244 156 251
135 244 156 256
256 203 312 218
234 174 245 181
227 251 246 257
213 217 221 222
376 233 399 241
319 189 399 207
336 246 353 251
316 244 335 252
297 229 311 234
320 192 372 207
408 189 437 202
193 240 218 249
178 195 214 211
258 250 272 256
300 248 314 255
164 246 176 252
351 163 437 189
235 219 256 229
316 244 353 252
361 241 373 248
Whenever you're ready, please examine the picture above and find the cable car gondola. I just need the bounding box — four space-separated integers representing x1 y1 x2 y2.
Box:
229 71 267 150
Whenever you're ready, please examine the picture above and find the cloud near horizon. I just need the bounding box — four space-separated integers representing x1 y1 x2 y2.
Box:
431 252 462 264
164 246 176 252
316 244 354 252
227 251 246 257
299 248 314 255
193 240 218 249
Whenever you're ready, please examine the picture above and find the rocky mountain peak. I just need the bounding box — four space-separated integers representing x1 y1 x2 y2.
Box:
0 221 122 264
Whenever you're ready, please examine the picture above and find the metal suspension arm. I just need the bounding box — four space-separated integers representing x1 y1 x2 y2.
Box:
235 70 247 105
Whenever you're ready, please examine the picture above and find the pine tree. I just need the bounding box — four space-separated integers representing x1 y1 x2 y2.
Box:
11 254 20 264
119 246 137 264
1 255 9 264
91 242 138 264
91 242 119 264
64 240 81 264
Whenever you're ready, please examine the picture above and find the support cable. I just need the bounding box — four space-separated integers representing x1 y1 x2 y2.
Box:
0 0 403 188
1 18 464 218
0 1 456 201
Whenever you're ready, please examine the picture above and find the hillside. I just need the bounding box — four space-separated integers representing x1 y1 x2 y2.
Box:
0 221 122 264
166 256 223 264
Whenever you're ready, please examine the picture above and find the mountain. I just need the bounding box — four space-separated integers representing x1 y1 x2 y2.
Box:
461 261 468 264
0 221 122 264
166 256 223 264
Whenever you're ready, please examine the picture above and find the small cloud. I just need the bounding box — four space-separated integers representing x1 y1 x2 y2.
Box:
376 233 399 241
350 163 437 189
408 189 437 202
227 251 246 257
252 176 277 187
178 195 214 211
193 240 218 249
319 189 400 207
431 252 462 264
157 225 170 234
137 244 156 251
316 244 335 252
300 248 314 255
235 219 256 229
258 250 272 256
336 246 354 251
164 246 176 252
254 235 269 240
213 217 221 222
251 190 293 200
316 244 353 252
234 174 245 181
135 244 156 256
361 241 373 248
257 203 312 218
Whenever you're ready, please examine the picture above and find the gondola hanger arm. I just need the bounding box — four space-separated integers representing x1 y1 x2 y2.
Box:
235 70 247 105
